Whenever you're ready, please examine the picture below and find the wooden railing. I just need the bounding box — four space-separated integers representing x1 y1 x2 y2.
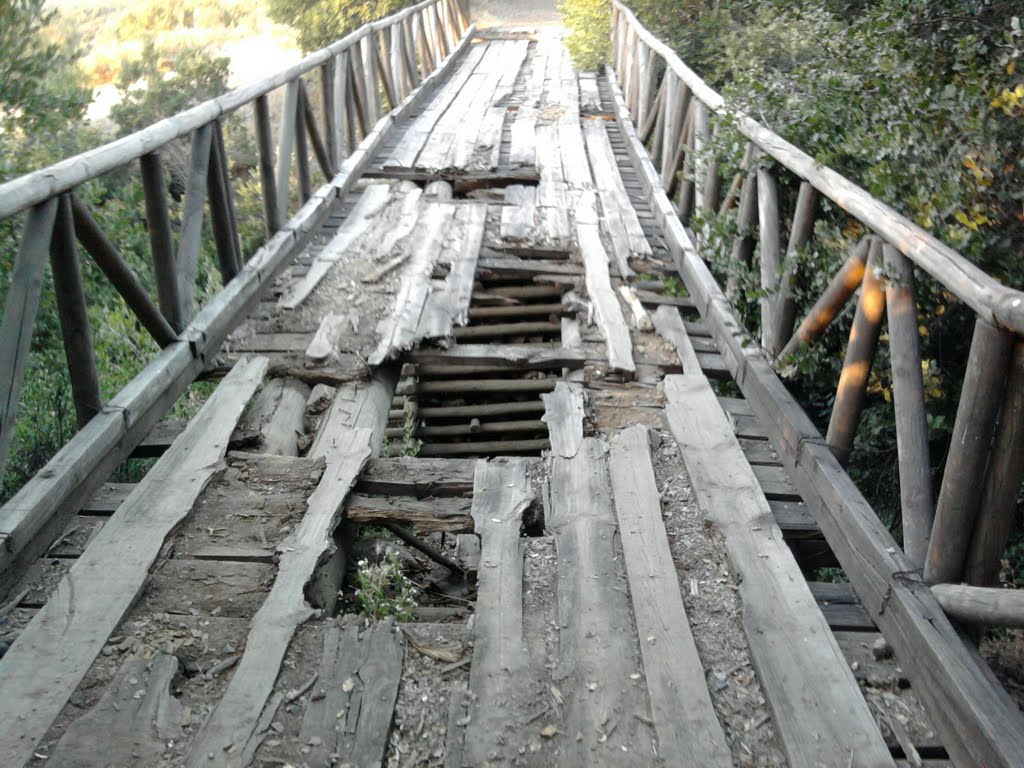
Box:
611 0 1024 585
610 2 1024 765
0 0 471 592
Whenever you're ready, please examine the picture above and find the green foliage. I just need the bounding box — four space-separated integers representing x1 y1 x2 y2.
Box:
110 43 230 135
353 552 418 621
266 0 415 52
558 0 610 70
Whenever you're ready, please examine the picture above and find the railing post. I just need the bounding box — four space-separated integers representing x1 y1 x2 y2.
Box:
965 340 1024 586
49 194 102 427
276 80 300 218
320 61 338 172
882 243 934 567
756 168 780 350
826 237 886 466
772 182 817 355
724 164 757 294
254 94 281 235
177 123 214 322
925 318 1015 584
332 51 350 162
294 84 312 201
140 151 184 331
207 120 242 283
0 197 59 481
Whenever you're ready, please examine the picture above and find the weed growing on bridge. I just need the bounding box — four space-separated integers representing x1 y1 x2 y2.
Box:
354 552 418 621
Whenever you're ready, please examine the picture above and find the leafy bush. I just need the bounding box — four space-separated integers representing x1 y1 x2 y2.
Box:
266 0 416 52
558 0 609 70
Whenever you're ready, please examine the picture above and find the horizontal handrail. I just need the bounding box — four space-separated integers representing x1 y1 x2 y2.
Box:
611 0 1024 336
0 0 455 221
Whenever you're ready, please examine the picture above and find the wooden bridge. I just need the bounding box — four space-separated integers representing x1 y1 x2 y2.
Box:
1 1 1023 765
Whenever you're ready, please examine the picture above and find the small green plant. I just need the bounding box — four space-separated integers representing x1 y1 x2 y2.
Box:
353 552 417 621
663 275 690 299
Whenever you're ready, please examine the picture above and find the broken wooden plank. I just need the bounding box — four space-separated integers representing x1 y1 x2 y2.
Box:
541 381 585 459
463 457 535 765
577 192 635 375
298 616 403 767
0 357 267 767
48 650 183 768
663 374 893 768
344 493 472 531
500 184 537 242
408 344 586 369
608 425 731 766
652 304 700 374
355 457 476 497
548 436 654 763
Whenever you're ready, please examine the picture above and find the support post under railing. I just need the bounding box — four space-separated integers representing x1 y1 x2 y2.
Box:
254 95 281 235
50 195 102 428
140 151 184 332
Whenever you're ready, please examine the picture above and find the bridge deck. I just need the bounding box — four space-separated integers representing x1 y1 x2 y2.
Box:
0 31 949 767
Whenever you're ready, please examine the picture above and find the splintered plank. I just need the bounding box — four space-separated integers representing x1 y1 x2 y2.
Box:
359 181 425 283
500 184 537 242
370 203 457 364
463 458 535 765
652 305 701 374
185 374 390 766
548 437 655 764
576 192 635 374
541 381 585 459
663 374 894 768
408 343 588 370
298 616 403 767
355 457 476 496
48 650 183 767
416 204 487 340
278 184 392 309
608 425 732 767
582 118 651 274
471 40 530 171
0 357 268 767
344 493 472 531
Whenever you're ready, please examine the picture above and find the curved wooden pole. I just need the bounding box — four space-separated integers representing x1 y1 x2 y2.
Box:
932 583 1024 628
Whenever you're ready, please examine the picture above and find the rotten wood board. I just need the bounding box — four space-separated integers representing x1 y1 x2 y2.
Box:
541 381 585 459
344 493 473 532
0 357 268 767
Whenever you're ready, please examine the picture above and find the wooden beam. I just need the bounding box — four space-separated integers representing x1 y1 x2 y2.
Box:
69 196 178 348
207 120 242 284
294 83 312 201
825 239 885 466
176 123 214 322
882 243 933 567
0 198 59 480
772 181 817 356
925 319 1014 584
254 94 281 234
300 80 333 181
0 357 267 767
932 583 1024 628
139 151 183 331
50 195 102 427
756 168 781 350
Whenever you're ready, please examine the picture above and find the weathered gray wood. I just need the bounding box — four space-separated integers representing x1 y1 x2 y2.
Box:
186 422 375 767
70 195 178 347
882 243 933 567
500 184 536 242
609 63 1024 768
549 436 654 763
408 344 588 370
331 51 350 163
609 0 1024 335
757 168 781 349
139 151 184 330
463 457 534 765
725 168 757 296
50 195 102 427
609 425 731 766
826 241 885 466
925 319 1015 584
932 583 1024 628
294 84 313 200
48 650 183 768
0 357 266 767
577 192 635 375
652 304 700 374
772 182 817 355
345 493 472 531
300 80 332 180
298 616 404 767
663 374 893 767
778 237 870 360
253 94 281 234
246 377 310 456
355 456 475 497
541 381 585 459
176 123 214 322
966 341 1024 586
0 198 58 482
207 120 242 283
275 79 300 218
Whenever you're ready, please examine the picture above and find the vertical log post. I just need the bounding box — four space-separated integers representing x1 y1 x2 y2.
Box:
662 83 689 192
375 30 399 112
778 236 870 359
254 94 281 235
320 61 338 173
826 238 886 466
757 168 780 350
771 182 817 356
701 119 721 216
206 121 242 284
176 123 214 323
294 85 312 202
965 341 1024 586
49 195 102 427
725 168 758 297
925 319 1015 584
0 198 59 481
139 151 184 332
883 243 934 567
332 51 350 162
276 80 300 221
300 81 333 180
691 100 709 214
